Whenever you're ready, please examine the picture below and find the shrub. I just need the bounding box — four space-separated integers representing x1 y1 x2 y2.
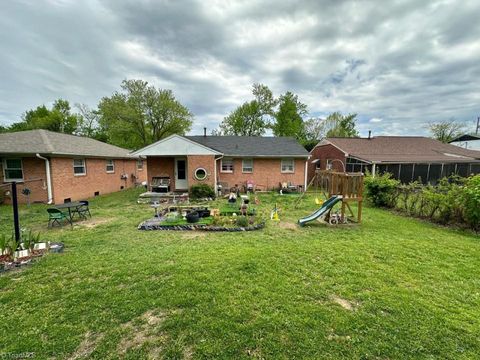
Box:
463 174 480 231
189 184 215 200
236 216 249 227
364 172 400 207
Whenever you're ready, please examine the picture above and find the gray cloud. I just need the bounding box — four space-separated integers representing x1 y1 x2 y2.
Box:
1 0 479 136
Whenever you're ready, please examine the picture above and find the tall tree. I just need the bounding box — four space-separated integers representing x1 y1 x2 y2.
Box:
428 120 466 143
6 99 80 134
98 80 193 149
324 112 359 138
271 91 307 138
75 103 107 142
218 83 275 136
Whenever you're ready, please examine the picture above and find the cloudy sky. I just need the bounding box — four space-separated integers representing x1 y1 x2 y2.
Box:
1 0 480 136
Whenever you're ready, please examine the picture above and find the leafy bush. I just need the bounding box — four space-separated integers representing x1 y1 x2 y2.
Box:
462 175 480 231
189 184 215 200
364 172 400 207
236 216 249 227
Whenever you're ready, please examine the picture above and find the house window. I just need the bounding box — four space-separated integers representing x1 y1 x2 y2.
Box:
106 159 115 173
194 167 207 181
73 159 86 176
281 158 294 173
242 159 253 173
221 158 234 173
137 159 143 170
3 158 23 181
326 159 333 170
315 161 321 169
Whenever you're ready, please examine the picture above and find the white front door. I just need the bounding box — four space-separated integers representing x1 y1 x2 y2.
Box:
175 158 188 190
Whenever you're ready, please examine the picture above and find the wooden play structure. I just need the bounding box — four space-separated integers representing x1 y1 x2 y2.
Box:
314 170 364 223
297 170 364 225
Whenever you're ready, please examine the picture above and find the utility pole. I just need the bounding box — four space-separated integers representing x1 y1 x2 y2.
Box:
476 116 479 135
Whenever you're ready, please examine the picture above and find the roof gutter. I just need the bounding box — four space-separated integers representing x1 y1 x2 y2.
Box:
36 154 53 204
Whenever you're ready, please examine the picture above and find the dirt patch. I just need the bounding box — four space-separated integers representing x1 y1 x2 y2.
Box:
330 295 359 311
79 218 113 229
117 308 181 356
183 345 194 359
245 347 263 358
68 331 104 360
327 333 352 342
278 221 299 230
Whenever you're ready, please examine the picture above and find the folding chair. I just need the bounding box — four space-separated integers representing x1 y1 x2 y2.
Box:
47 208 71 228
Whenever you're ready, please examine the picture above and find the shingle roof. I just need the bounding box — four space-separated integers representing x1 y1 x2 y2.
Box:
321 136 480 163
0 129 135 158
186 136 309 157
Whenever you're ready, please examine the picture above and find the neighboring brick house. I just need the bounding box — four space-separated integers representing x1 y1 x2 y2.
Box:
0 129 147 204
308 136 480 184
132 134 310 192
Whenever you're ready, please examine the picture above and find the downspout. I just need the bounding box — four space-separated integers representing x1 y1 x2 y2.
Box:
36 153 53 204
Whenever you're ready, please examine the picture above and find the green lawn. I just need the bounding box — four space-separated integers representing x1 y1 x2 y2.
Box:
0 188 479 359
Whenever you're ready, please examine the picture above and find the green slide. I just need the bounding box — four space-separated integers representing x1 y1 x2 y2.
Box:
298 196 340 226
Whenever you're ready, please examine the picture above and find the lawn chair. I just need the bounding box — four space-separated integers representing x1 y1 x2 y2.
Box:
73 200 91 220
47 208 71 228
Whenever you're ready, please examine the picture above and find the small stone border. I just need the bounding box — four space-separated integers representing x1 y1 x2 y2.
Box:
138 222 265 232
0 242 65 274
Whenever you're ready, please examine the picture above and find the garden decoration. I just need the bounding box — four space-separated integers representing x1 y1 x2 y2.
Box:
270 203 280 221
0 230 64 273
21 187 32 206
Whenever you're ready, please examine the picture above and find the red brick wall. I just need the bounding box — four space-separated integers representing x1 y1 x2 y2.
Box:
146 156 216 191
0 157 48 204
146 157 176 190
217 158 306 191
308 144 346 181
187 155 215 187
50 157 142 203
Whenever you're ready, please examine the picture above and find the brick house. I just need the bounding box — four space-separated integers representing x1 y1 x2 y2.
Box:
132 134 310 192
308 136 480 184
0 129 147 204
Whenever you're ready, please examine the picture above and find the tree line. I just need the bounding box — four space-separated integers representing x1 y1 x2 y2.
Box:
0 79 467 150
0 80 359 151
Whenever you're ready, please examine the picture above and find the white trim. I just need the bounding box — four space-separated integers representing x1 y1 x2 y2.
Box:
73 158 86 176
106 159 115 173
194 167 207 181
131 134 222 156
311 140 349 156
242 158 253 173
281 158 295 173
2 158 24 182
304 160 308 191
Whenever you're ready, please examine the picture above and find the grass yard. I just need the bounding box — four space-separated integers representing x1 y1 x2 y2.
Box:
1 188 479 359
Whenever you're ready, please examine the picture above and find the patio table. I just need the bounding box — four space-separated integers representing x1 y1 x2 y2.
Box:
55 201 83 223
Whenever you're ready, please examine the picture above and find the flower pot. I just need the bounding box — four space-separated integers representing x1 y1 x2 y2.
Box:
34 242 48 250
14 249 30 259
186 211 200 223
197 209 211 218
49 242 64 253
